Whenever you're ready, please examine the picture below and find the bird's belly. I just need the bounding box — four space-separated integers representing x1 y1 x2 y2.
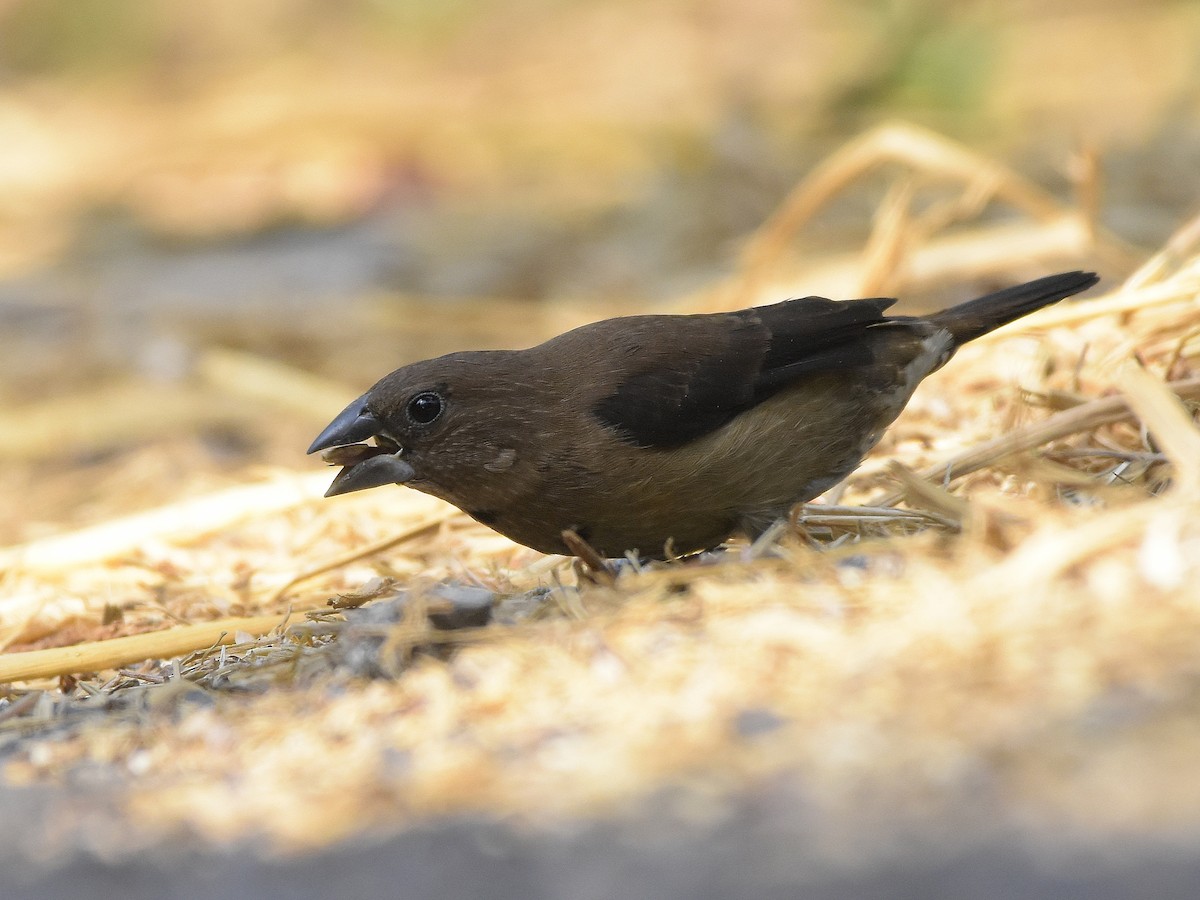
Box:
683 383 887 485
592 380 900 553
482 378 905 558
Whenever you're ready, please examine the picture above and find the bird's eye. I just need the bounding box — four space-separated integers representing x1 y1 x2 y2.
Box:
406 391 444 425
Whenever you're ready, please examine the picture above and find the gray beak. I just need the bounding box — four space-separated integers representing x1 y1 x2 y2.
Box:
324 453 415 497
307 394 382 454
309 393 415 497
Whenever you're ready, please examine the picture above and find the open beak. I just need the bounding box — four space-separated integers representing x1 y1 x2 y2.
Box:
308 394 415 497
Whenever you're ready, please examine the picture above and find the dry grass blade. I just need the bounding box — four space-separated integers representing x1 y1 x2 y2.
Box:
870 376 1200 507
266 506 460 603
0 472 334 574
0 382 248 462
786 502 954 546
897 216 1111 288
724 122 1138 308
693 216 1107 315
1125 208 1200 290
793 503 938 521
197 347 366 424
884 461 970 526
989 494 1170 586
741 123 1066 283
794 503 955 530
0 611 298 683
1118 364 1200 493
859 176 917 294
0 692 40 723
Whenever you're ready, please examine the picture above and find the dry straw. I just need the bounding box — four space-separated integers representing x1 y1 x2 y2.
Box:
3 127 1200 683
4 127 1200 847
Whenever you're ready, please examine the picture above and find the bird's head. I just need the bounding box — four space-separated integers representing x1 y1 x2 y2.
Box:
307 351 531 502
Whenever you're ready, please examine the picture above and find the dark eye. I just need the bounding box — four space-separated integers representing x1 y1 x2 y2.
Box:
406 391 444 425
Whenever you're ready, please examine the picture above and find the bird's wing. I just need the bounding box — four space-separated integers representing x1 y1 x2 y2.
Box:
751 295 896 392
591 296 897 449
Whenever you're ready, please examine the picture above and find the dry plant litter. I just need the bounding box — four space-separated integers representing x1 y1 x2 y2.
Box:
2 131 1200 856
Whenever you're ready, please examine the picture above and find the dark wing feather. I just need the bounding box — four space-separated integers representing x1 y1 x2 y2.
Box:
753 295 895 393
592 295 898 449
592 315 767 448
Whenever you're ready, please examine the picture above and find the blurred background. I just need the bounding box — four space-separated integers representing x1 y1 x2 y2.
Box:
1 0 1199 534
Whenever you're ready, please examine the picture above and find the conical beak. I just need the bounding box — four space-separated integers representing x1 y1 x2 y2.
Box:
307 394 382 454
323 453 415 497
309 393 415 497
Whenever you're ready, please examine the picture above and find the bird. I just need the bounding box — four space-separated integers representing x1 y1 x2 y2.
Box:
309 271 1098 559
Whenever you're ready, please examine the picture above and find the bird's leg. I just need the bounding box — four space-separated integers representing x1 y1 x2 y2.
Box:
561 529 617 586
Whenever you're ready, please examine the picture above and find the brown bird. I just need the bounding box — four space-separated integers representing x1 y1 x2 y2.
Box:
309 271 1098 558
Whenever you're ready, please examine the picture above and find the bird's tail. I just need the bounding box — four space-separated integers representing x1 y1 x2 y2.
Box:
929 271 1099 346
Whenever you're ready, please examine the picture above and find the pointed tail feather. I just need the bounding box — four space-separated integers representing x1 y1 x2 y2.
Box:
930 271 1099 346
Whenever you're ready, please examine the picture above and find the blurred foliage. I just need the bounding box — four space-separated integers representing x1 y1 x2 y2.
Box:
0 0 484 80
0 0 156 76
0 0 1002 106
0 0 599 78
832 1 997 122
